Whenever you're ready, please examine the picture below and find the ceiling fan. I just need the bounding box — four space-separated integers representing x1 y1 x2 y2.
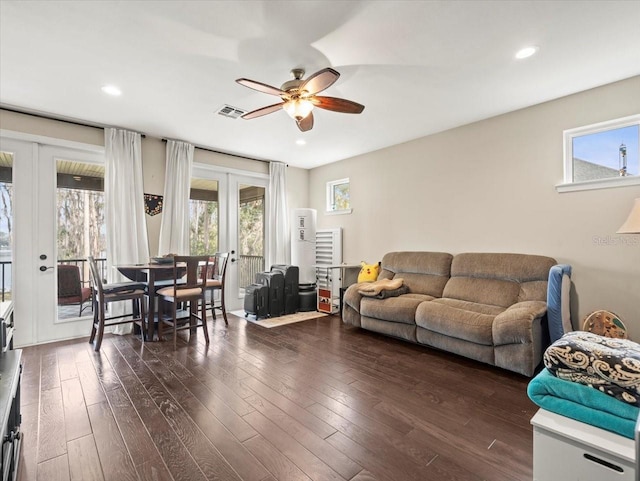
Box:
235 67 365 132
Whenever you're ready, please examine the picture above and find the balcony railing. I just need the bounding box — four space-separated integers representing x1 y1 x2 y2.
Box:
238 254 264 288
0 257 107 302
1 256 265 301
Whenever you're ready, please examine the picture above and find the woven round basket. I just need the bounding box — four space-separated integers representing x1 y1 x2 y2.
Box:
582 310 627 339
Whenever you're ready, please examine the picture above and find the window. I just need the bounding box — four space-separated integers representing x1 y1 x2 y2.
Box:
189 178 219 255
326 178 351 214
558 114 640 192
0 152 13 302
56 160 106 261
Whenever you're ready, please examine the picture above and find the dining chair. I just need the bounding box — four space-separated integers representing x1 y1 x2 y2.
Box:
156 255 210 350
205 252 229 326
87 256 147 352
57 264 92 317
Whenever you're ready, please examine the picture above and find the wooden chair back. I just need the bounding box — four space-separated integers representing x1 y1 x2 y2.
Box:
172 255 209 292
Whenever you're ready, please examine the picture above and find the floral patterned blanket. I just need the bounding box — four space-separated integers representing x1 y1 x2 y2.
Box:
544 331 640 406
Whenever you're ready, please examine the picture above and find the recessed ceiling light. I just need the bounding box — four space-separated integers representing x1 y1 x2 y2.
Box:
101 85 122 96
295 139 306 146
515 46 538 59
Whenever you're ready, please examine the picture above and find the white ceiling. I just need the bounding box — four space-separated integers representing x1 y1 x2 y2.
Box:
1 1 639 169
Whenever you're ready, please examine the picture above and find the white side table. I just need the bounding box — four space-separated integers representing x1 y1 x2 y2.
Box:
313 264 360 314
531 408 635 481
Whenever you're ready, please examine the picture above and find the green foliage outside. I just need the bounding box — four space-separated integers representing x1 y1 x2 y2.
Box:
333 182 350 210
190 199 218 255
238 198 264 256
57 188 106 260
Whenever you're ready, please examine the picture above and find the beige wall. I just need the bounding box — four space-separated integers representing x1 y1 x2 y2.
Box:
286 165 310 217
309 76 640 339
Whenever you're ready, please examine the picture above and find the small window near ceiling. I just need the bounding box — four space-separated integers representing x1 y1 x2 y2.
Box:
326 178 351 214
558 114 640 192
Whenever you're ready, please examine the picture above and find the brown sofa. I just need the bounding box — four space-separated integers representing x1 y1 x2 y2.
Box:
342 251 557 376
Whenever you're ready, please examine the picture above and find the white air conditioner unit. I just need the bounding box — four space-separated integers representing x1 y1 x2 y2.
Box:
315 228 342 310
291 208 317 285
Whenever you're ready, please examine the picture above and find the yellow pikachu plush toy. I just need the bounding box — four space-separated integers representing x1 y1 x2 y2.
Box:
357 261 380 283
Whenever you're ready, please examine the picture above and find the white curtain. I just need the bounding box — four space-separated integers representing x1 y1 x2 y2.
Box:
104 128 150 333
267 161 290 267
158 140 194 255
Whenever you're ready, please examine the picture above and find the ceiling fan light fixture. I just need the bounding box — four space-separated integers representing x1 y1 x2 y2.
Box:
283 98 314 120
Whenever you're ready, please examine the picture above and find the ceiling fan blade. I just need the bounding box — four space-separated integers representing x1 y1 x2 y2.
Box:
300 68 340 95
296 112 314 132
236 78 286 97
311 96 365 114
241 102 284 120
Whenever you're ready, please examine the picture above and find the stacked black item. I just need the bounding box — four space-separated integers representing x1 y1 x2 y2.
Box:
271 265 299 315
244 283 268 319
245 265 300 319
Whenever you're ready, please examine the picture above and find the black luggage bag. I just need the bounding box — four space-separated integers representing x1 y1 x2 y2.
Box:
256 271 285 317
244 283 269 319
271 264 299 314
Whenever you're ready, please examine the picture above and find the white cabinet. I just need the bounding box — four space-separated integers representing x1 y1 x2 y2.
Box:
531 409 635 481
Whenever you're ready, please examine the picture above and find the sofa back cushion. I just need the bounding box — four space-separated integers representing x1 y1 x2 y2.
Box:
379 251 453 297
443 253 556 308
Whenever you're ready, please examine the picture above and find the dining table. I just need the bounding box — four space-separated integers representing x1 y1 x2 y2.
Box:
116 262 185 341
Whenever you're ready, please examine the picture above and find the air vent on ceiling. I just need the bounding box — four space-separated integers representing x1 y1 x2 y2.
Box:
217 105 246 119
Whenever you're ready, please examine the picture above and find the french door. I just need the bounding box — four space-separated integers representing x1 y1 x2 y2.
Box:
191 165 269 311
0 135 104 346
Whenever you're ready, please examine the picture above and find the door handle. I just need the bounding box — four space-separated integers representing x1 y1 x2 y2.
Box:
39 266 54 272
231 258 236 263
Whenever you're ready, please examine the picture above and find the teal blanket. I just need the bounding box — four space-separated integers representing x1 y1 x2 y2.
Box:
527 368 639 439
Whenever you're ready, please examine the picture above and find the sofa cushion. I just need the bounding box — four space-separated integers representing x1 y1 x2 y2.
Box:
415 298 506 345
361 295 431 325
443 253 556 307
362 317 417 342
378 251 452 297
443 277 520 308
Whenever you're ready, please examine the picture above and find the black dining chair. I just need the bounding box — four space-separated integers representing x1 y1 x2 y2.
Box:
87 256 147 351
156 255 210 350
205 252 229 325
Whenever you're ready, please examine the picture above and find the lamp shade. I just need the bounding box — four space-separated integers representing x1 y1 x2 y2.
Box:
617 198 640 234
283 99 313 120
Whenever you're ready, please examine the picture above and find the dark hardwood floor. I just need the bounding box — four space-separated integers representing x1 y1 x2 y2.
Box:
16 313 536 481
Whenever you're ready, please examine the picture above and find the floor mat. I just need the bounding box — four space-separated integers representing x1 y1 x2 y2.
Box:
230 309 328 328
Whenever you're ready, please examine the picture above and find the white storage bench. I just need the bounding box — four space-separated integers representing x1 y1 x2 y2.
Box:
531 409 635 481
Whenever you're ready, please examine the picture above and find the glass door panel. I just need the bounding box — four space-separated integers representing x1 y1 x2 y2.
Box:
0 151 13 304
189 178 219 255
56 159 105 322
226 174 269 310
237 183 266 294
1 138 104 346
188 167 269 312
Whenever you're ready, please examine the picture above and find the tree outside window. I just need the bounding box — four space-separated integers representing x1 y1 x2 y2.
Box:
326 178 351 213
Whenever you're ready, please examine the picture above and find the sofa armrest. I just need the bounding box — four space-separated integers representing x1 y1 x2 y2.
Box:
547 264 572 343
493 301 548 346
342 282 373 327
343 282 371 313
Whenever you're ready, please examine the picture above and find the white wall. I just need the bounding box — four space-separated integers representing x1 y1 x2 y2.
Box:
309 76 640 339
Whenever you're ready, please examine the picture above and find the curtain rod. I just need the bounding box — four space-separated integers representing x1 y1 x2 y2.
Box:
0 105 280 164
161 138 270 164
0 105 148 137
